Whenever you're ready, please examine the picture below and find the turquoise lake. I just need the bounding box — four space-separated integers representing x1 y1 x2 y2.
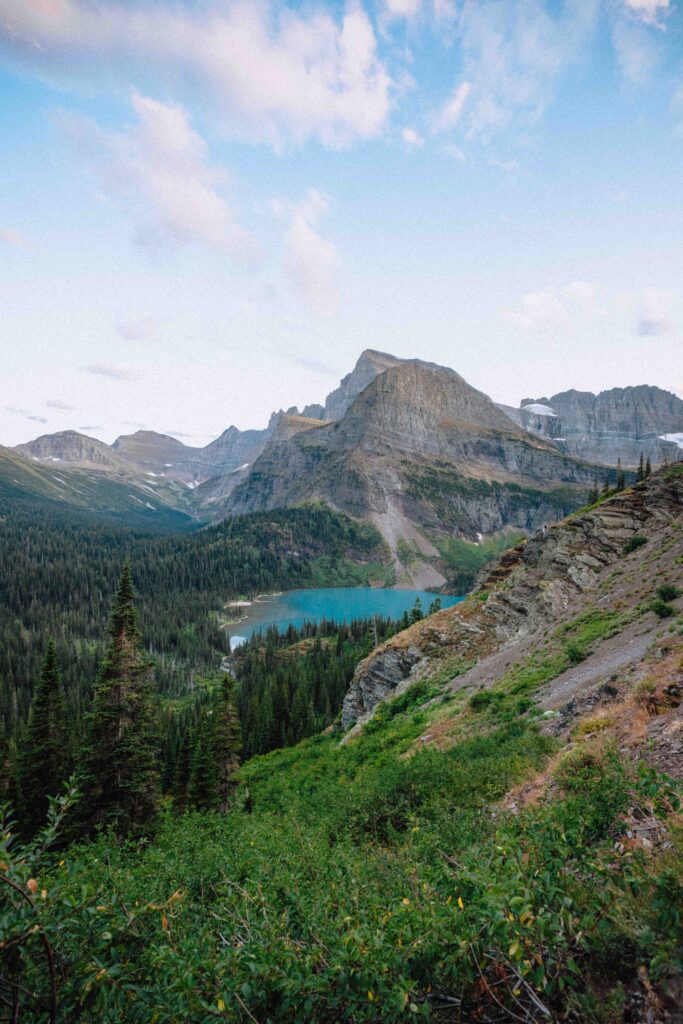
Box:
226 587 464 649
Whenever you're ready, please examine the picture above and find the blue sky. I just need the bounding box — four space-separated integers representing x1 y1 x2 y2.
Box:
1 0 681 446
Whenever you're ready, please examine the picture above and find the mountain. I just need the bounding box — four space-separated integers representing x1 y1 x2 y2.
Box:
322 349 406 420
16 429 132 472
0 444 194 529
223 361 599 586
9 355 681 563
502 385 683 466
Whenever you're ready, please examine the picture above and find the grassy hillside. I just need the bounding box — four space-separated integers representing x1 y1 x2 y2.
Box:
3 635 681 1022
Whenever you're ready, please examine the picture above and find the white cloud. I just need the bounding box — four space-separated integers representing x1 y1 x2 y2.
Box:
382 0 423 21
622 0 670 28
502 280 599 335
402 126 425 147
84 364 133 381
487 156 520 173
635 288 675 336
63 92 253 253
275 189 340 317
451 0 598 139
0 226 24 245
117 318 161 341
432 0 458 22
611 17 659 81
46 400 76 411
0 0 392 150
432 81 471 133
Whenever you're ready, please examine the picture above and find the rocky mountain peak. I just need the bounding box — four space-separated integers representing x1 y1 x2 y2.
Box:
15 430 120 468
338 361 526 452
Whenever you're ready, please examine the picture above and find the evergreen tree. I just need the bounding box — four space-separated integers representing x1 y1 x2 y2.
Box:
645 456 652 478
75 563 160 838
410 598 423 624
616 460 625 492
16 640 68 836
637 452 645 481
588 483 599 505
188 720 217 811
213 675 242 812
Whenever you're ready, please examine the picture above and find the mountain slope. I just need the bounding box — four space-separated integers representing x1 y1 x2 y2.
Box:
225 362 599 585
343 465 683 726
0 444 195 527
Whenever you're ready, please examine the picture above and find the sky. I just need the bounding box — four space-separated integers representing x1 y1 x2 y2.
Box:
1 0 681 447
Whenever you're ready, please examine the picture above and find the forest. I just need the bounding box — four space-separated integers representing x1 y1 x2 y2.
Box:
0 491 388 747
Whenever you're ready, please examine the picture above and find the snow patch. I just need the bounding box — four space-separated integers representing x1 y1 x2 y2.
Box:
186 480 200 490
659 433 683 449
521 403 558 417
145 471 165 477
145 502 157 510
231 462 250 473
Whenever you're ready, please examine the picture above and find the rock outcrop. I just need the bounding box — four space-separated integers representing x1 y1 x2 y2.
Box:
341 468 683 726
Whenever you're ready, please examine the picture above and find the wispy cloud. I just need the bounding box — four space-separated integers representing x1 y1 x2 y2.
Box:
622 0 670 28
289 354 339 376
62 92 254 253
501 281 598 335
46 400 76 411
116 317 160 341
402 126 425 148
5 406 48 424
0 1 392 150
84 364 132 381
635 288 675 336
0 226 24 246
431 81 471 134
446 0 598 140
273 189 340 317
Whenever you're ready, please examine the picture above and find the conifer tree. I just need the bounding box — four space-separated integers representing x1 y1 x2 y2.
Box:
16 640 68 836
188 721 217 811
213 675 242 812
75 563 160 838
645 456 652 478
637 452 645 481
616 459 625 492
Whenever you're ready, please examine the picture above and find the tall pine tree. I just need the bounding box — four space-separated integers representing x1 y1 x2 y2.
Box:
75 563 160 838
213 675 242 813
17 639 68 836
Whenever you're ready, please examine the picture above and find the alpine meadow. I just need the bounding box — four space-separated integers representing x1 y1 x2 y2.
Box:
1 1 682 1022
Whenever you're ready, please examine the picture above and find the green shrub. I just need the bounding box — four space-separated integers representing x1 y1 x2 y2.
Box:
566 640 588 664
656 583 680 602
650 598 675 619
624 535 648 553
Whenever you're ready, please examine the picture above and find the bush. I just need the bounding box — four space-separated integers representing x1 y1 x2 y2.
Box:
566 640 588 664
624 535 647 553
656 584 680 603
650 598 675 619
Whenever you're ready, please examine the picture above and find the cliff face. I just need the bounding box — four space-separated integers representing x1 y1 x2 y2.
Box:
341 467 683 727
518 386 683 466
322 349 405 421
